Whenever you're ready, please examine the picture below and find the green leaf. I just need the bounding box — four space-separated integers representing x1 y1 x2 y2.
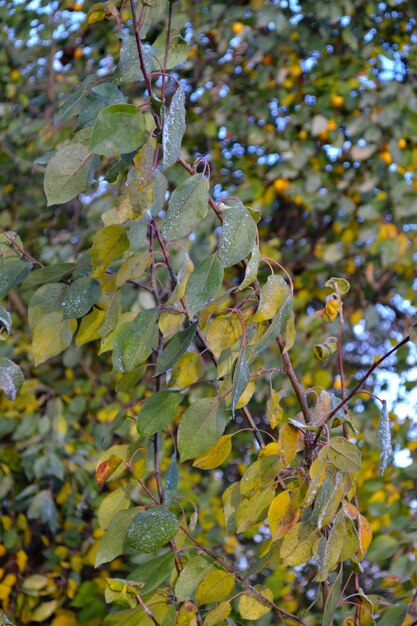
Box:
126 506 180 553
32 312 77 366
178 397 230 462
325 277 350 296
164 454 178 505
136 391 180 437
366 534 398 561
90 104 146 156
129 551 175 595
98 487 131 529
61 277 102 319
378 400 394 476
377 604 407 626
0 358 24 400
78 82 127 128
44 143 93 205
112 308 159 373
0 256 30 300
322 568 343 626
0 306 12 341
95 508 140 567
162 86 186 169
175 555 212 602
231 348 250 417
185 255 224 317
21 263 76 289
162 174 209 240
28 283 66 329
239 246 261 291
54 75 98 123
91 225 129 276
328 437 361 472
219 202 257 267
154 322 197 375
115 37 156 85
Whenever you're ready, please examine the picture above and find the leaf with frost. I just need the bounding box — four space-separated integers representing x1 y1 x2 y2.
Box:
162 86 186 169
378 400 394 475
0 358 24 400
44 143 93 206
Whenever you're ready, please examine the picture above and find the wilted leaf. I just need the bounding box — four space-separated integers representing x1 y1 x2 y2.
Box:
238 586 273 621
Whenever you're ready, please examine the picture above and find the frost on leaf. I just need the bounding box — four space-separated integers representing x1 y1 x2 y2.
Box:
378 400 394 476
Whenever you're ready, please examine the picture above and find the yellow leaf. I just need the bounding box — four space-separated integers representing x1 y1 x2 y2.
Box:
266 389 284 428
203 601 231 626
193 435 232 470
278 423 299 465
342 500 358 520
16 549 27 572
323 299 340 322
268 492 300 540
159 310 184 338
170 352 203 388
206 315 241 359
250 275 289 322
195 570 235 605
76 308 106 346
238 585 273 620
258 442 280 457
358 513 372 553
51 611 77 626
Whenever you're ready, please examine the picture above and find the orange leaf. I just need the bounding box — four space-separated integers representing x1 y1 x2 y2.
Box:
96 454 123 487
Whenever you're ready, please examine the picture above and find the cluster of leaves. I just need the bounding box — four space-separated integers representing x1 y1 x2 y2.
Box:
2 0 417 625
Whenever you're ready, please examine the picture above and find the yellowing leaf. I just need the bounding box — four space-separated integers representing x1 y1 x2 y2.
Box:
268 491 300 540
32 312 77 365
238 586 273 620
280 522 317 566
170 352 203 388
235 380 255 409
76 307 106 347
206 315 241 359
90 225 129 276
193 435 232 470
250 275 289 322
195 570 235 605
266 389 284 428
304 447 328 508
203 601 231 626
278 423 300 465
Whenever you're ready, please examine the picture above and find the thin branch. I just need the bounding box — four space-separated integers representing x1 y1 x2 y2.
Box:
128 0 162 133
276 336 312 424
180 526 308 626
324 335 410 424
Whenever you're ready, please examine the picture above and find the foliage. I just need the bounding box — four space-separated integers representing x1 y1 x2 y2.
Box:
1 1 417 625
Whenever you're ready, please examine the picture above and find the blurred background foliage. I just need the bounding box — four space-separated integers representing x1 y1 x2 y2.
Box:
1 0 417 624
